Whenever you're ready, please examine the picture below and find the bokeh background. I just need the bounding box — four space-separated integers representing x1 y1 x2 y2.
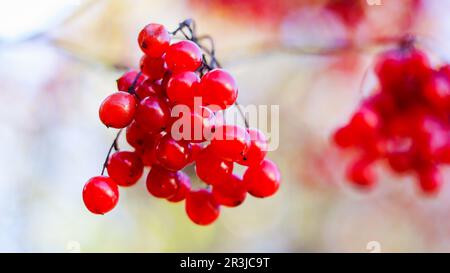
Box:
2 0 450 252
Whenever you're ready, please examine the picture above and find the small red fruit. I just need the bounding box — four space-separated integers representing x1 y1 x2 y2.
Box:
99 91 136 129
244 159 280 198
83 176 119 214
165 40 202 72
138 23 170 58
185 189 220 225
107 151 144 187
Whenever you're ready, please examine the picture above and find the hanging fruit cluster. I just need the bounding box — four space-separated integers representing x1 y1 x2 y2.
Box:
82 20 281 225
334 38 450 195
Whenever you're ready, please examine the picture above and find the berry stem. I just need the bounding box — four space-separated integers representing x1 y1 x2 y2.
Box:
101 129 123 175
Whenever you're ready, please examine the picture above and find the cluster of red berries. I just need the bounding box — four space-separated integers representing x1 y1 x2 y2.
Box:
83 20 280 225
334 41 450 195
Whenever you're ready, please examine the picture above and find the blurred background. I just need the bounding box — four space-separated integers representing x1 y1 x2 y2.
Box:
3 0 450 252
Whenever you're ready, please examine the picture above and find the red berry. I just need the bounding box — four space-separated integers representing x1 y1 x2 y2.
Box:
189 143 204 163
135 79 164 100
146 165 180 199
199 69 238 110
210 125 250 161
137 132 165 166
166 71 200 105
195 147 233 185
135 96 171 134
107 151 144 187
348 106 380 138
325 0 365 27
212 174 247 207
165 40 202 72
244 159 280 198
238 128 268 166
138 23 170 58
99 91 136 128
156 134 192 171
386 139 416 174
418 165 442 195
333 125 357 148
171 106 215 143
168 171 191 203
139 55 166 81
126 121 150 149
83 176 119 215
346 158 376 189
117 70 146 91
424 69 450 111
375 48 431 99
185 189 220 226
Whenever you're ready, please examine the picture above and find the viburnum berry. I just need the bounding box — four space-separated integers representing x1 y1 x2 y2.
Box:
165 40 203 72
346 158 376 189
199 69 238 110
85 19 280 226
166 71 200 105
185 189 220 226
168 171 191 203
135 96 171 134
83 176 119 215
417 164 442 195
333 42 450 195
126 121 149 149
135 79 164 100
244 159 280 198
146 165 180 199
136 132 165 167
195 146 234 185
237 128 268 166
210 124 250 161
117 70 146 92
138 23 170 58
155 134 192 171
107 151 144 187
99 91 137 128
139 55 166 81
171 106 215 143
212 174 247 207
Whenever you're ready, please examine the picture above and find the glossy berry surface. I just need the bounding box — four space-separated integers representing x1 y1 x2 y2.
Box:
165 40 202 72
185 189 220 226
146 165 180 199
135 96 171 134
107 151 144 187
210 125 250 161
238 128 268 166
83 176 119 214
212 175 247 207
156 134 192 171
138 23 170 58
126 121 149 149
195 147 233 185
139 55 166 81
200 69 238 110
117 70 146 91
244 159 280 198
168 171 191 203
166 71 200 105
135 79 164 100
99 91 136 128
